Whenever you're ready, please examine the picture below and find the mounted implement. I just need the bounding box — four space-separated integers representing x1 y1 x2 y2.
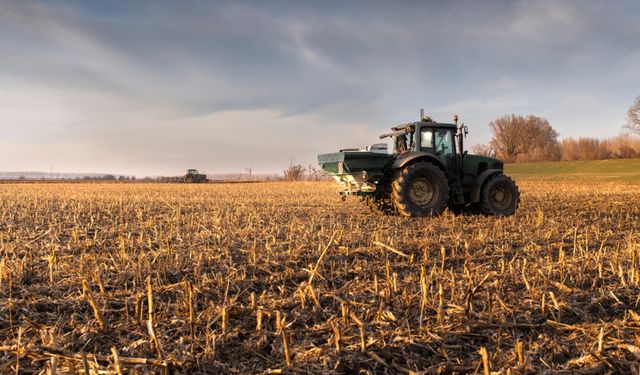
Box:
317 113 519 217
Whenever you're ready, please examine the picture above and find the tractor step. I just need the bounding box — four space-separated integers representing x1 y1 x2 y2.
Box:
451 179 465 205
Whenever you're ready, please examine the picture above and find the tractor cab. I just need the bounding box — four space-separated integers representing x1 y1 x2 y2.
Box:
417 123 458 174
386 120 462 178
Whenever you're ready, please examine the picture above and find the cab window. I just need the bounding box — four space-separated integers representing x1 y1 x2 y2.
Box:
434 129 455 156
420 129 434 152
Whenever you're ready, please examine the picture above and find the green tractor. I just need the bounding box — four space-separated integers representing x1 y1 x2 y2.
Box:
183 169 208 183
317 113 519 217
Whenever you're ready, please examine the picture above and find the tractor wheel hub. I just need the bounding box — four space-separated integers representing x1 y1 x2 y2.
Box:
408 178 434 206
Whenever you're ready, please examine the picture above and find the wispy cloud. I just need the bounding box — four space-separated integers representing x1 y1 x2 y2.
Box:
0 1 638 174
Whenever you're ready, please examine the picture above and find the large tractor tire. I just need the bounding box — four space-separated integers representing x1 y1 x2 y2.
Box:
480 174 520 216
391 162 449 217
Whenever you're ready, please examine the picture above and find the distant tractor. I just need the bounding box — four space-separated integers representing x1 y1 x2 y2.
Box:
183 169 208 183
317 113 520 217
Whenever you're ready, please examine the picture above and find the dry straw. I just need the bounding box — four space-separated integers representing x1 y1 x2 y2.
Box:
0 181 639 373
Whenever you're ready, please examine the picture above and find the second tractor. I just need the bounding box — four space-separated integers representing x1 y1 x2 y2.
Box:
183 169 208 183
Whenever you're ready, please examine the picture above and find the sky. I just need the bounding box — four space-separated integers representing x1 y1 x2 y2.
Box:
1 1 639 176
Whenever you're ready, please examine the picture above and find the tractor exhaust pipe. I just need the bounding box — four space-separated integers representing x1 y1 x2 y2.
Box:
455 114 465 172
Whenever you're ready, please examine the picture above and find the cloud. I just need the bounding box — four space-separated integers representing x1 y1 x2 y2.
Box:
0 0 639 174
476 1 587 44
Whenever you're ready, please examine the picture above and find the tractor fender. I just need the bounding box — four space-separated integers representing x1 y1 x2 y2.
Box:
470 169 502 203
392 152 447 175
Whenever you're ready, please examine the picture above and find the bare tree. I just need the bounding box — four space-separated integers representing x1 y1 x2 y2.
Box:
560 135 640 161
488 114 560 162
471 144 495 157
283 164 305 181
625 96 640 134
488 114 529 162
527 120 562 162
307 165 321 181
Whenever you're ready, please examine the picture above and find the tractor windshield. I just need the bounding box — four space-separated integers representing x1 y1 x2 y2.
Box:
434 129 455 156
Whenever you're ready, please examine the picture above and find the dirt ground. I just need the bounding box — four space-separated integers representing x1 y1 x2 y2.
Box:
1 180 640 374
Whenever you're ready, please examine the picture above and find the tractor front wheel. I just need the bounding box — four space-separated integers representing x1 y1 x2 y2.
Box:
480 174 520 216
391 162 449 217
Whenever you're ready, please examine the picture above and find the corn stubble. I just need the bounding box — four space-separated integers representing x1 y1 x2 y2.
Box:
0 181 639 373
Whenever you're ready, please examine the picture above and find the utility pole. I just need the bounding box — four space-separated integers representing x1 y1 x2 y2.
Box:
245 167 252 180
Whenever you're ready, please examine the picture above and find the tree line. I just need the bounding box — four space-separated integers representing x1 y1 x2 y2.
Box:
283 164 330 181
473 96 640 162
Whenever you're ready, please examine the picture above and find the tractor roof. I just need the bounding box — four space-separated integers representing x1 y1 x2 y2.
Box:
381 121 458 139
419 121 457 129
392 121 457 130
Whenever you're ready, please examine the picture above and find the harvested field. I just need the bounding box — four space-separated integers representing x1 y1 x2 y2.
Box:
1 180 640 374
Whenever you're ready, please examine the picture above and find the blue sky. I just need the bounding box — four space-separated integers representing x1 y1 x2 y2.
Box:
1 1 638 175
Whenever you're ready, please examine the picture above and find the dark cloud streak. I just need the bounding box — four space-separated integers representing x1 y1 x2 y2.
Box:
0 1 638 174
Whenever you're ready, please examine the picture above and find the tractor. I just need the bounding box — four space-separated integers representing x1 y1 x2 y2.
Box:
317 113 520 217
183 169 208 183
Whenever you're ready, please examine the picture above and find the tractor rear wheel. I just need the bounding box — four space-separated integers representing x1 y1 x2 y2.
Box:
391 162 449 217
480 174 520 216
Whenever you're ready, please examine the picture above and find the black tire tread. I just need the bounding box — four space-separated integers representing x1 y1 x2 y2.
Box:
480 174 520 216
391 162 449 217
